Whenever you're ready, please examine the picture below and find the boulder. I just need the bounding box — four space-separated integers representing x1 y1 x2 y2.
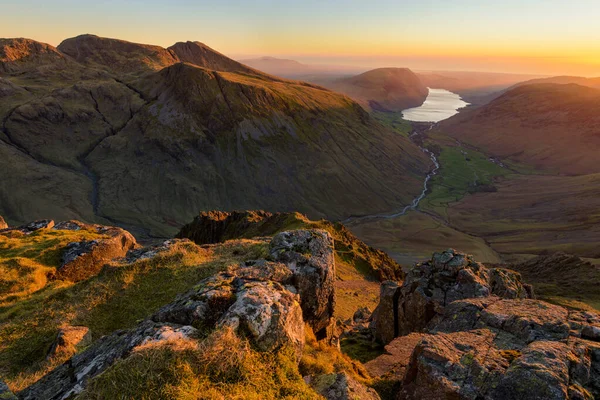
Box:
47 326 92 358
399 329 508 400
491 341 571 400
56 224 137 282
0 215 7 230
372 249 532 343
309 372 381 400
153 260 305 355
270 229 336 339
219 281 304 354
370 281 400 344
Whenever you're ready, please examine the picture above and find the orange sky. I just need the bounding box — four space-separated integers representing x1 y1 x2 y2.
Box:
3 0 600 76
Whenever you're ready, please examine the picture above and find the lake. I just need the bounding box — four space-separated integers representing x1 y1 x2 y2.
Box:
402 88 469 122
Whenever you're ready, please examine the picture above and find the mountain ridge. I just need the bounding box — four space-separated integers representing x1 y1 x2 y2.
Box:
0 34 431 237
438 82 600 174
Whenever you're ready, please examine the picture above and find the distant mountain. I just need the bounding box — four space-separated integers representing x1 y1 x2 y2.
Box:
238 56 312 77
417 70 545 105
325 68 429 112
0 35 431 236
438 83 600 174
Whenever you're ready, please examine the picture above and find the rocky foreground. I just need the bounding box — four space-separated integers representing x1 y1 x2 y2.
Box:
2 217 600 399
366 249 600 400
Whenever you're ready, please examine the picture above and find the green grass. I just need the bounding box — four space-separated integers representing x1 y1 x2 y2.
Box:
420 145 509 217
0 228 108 305
371 111 412 137
0 238 268 392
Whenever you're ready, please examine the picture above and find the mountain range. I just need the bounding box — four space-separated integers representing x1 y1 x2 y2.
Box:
0 34 431 236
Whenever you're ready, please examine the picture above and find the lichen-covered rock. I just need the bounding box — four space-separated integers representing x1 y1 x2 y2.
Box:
52 220 87 231
270 229 336 339
0 215 7 230
56 223 137 282
20 321 186 400
399 329 508 400
431 297 570 343
140 324 197 346
0 380 17 400
492 341 572 400
372 249 532 343
488 268 534 299
309 372 381 400
370 281 400 344
47 326 92 358
219 281 304 354
368 249 600 399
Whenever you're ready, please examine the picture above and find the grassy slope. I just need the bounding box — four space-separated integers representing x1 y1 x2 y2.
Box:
0 229 269 391
438 83 600 175
447 173 600 258
350 211 501 265
0 220 394 396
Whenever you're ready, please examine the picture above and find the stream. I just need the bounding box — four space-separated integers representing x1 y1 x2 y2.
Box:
342 88 468 226
343 127 439 225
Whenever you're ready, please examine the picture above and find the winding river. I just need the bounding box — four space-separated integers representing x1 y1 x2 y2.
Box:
343 88 467 225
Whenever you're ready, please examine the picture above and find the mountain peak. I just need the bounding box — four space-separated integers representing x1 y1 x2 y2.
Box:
57 34 179 74
0 38 68 73
330 67 428 112
167 40 260 75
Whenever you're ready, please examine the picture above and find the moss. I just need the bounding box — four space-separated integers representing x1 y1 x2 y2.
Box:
340 334 385 363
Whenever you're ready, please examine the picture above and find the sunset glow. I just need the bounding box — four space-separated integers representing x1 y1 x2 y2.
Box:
3 0 600 75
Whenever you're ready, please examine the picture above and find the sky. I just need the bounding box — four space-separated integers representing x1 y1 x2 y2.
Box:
3 0 600 76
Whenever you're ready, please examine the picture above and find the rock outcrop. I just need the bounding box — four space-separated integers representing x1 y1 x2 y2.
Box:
368 249 600 399
21 229 335 398
270 230 336 339
55 222 137 282
371 249 532 342
19 321 190 400
177 210 404 281
176 210 282 244
3 219 56 233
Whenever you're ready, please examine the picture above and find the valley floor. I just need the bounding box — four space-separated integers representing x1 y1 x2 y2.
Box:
347 113 600 311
